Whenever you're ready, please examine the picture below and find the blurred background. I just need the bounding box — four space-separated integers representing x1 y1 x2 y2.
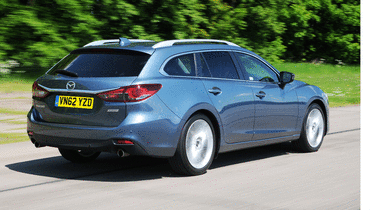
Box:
0 0 360 78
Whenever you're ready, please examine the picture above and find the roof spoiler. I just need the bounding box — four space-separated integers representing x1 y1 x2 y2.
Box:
83 38 155 47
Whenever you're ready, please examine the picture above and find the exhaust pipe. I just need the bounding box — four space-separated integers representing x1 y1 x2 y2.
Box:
34 142 43 148
34 142 46 148
117 149 130 158
31 139 44 148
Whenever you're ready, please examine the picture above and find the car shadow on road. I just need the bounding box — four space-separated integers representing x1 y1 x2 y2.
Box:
6 142 297 182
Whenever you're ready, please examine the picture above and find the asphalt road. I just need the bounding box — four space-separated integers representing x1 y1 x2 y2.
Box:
0 106 360 210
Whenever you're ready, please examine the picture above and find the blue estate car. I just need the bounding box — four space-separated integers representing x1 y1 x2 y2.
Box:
27 38 329 175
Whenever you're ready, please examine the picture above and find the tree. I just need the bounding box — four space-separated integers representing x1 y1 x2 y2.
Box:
279 0 360 63
0 0 102 74
0 0 360 76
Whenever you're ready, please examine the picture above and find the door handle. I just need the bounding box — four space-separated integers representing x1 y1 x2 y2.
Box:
208 87 222 95
256 91 266 99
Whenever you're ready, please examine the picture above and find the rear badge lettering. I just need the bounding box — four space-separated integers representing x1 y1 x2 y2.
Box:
107 109 119 113
35 104 45 108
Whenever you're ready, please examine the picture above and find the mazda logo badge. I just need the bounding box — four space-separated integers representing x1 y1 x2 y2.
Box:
66 81 76 90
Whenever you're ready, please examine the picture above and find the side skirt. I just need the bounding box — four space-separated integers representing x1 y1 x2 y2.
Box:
218 134 300 154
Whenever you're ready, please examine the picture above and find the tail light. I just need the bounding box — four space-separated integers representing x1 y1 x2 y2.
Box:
32 81 49 98
97 84 162 102
116 139 134 145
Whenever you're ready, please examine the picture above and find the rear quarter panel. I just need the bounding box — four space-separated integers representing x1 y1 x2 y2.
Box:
132 76 224 154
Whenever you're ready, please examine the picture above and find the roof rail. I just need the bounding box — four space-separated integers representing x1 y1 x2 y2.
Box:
152 39 240 49
83 38 155 47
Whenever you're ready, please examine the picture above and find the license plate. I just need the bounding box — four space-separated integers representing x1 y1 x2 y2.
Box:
55 95 94 109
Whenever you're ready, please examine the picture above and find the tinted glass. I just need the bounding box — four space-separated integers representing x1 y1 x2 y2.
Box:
196 53 212 77
47 49 150 77
235 53 278 82
202 51 239 79
164 54 195 76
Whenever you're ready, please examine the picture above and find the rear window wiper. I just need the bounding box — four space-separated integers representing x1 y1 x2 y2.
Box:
55 69 79 77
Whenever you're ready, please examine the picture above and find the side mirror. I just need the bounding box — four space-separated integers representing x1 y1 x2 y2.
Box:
280 71 295 84
279 71 295 88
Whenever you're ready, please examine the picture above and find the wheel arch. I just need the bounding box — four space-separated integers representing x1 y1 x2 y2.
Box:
309 99 329 136
189 109 222 159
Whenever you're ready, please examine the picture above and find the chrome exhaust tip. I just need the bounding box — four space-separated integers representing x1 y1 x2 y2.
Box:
32 139 45 148
34 142 41 148
117 149 129 158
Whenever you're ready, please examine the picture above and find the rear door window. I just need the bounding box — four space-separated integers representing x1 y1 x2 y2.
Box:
196 53 212 77
201 51 239 79
47 49 150 77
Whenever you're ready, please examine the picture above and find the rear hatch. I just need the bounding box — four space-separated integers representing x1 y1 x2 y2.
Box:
32 48 151 127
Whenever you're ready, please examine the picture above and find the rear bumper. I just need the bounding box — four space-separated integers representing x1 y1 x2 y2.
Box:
27 96 182 158
29 132 149 156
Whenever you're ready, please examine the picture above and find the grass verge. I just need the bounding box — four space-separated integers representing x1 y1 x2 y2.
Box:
273 63 360 107
0 133 29 144
0 76 35 93
0 108 28 116
0 119 26 124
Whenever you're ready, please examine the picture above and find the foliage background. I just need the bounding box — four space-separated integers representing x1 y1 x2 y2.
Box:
0 0 360 75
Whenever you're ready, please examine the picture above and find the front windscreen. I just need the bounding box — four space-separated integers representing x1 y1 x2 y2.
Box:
47 49 151 77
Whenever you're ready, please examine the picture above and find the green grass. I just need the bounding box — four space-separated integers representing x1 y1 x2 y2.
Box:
0 77 34 93
0 133 29 144
0 108 28 116
273 63 360 107
0 118 26 124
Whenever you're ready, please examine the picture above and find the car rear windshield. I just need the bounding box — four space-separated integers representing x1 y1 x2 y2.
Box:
47 49 151 77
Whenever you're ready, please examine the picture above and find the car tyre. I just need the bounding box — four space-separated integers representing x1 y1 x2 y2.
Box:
58 148 101 163
169 114 216 176
293 103 325 152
